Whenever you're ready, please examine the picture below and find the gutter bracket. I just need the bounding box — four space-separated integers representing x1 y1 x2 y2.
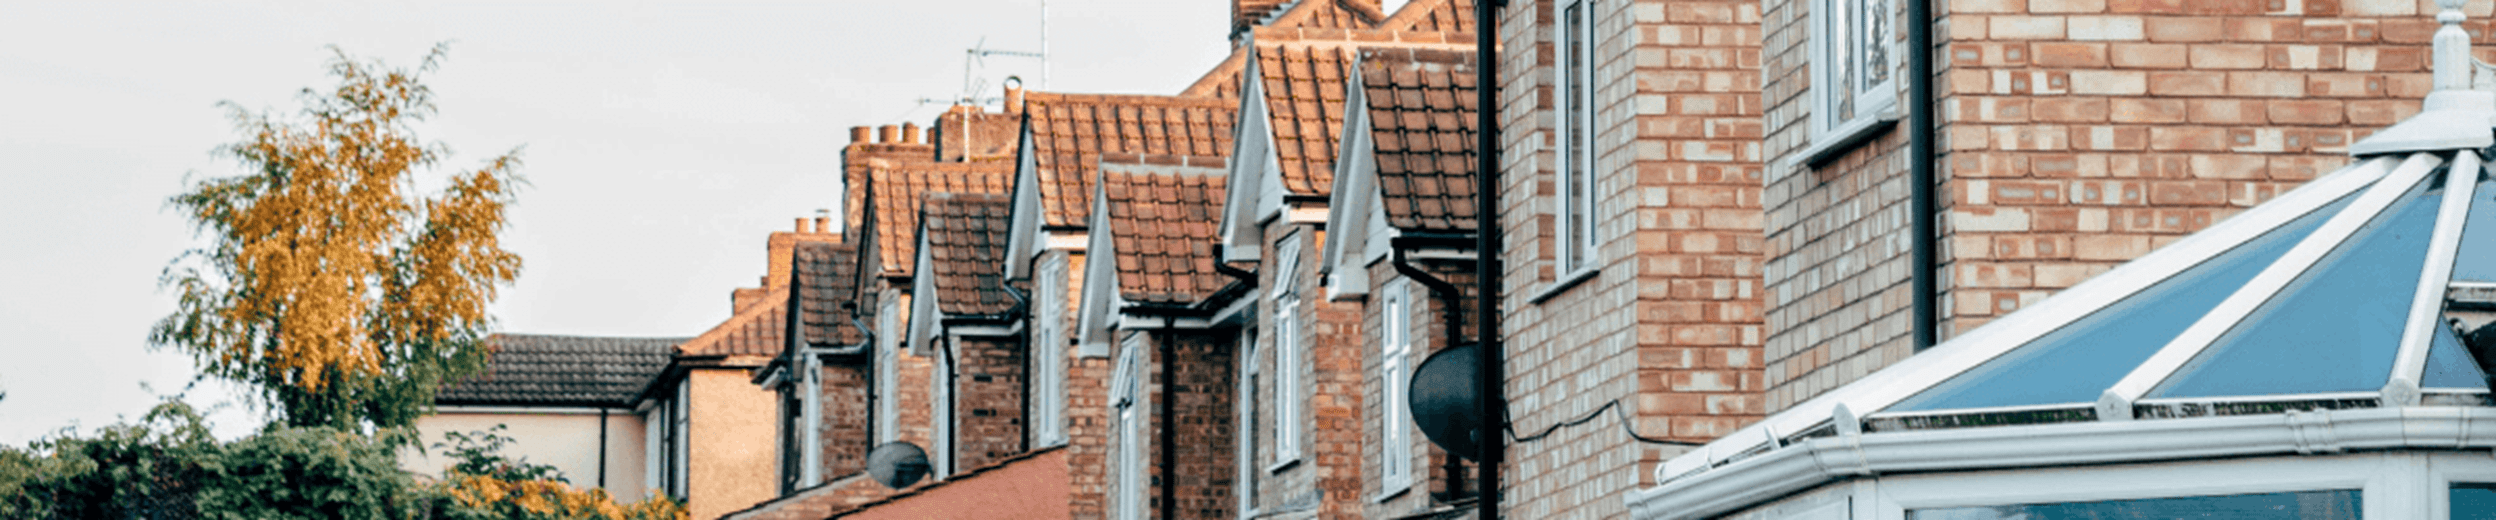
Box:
2287 409 2344 455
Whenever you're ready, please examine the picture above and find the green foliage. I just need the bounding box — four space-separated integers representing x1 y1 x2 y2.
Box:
433 425 565 484
154 43 524 430
0 400 684 520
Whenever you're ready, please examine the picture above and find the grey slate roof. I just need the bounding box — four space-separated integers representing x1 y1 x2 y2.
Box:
436 333 686 407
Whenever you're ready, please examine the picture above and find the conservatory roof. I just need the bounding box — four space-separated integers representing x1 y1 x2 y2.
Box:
1635 9 2496 517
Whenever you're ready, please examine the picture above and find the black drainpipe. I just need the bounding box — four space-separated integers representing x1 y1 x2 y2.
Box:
597 408 609 489
1909 0 1939 350
1472 0 1505 516
1158 316 1177 520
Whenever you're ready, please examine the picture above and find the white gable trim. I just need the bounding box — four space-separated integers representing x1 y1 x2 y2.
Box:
1324 67 1378 301
1004 123 1046 280
1076 187 1122 358
1220 56 1274 263
907 231 941 357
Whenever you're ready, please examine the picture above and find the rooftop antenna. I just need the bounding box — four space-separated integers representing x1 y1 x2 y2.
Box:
961 37 1043 108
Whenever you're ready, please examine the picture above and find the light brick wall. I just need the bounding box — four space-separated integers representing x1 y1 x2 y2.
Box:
949 335 1026 471
1761 0 2464 411
1245 223 1367 519
1497 0 1768 517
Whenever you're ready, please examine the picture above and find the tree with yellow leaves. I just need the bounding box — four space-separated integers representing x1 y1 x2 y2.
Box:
155 44 523 430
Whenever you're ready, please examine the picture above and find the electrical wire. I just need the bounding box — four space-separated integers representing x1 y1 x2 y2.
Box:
1505 398 1699 446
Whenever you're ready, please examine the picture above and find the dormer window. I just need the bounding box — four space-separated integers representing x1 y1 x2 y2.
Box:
1556 0 1596 276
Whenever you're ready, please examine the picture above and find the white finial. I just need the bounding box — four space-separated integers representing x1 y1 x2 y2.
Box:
2435 0 2472 91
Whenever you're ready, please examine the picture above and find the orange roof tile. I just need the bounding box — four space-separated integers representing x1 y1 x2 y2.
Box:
1361 47 1481 233
1244 30 1473 199
795 241 866 347
920 193 1015 316
1022 93 1236 229
1262 0 1385 33
1098 154 1234 305
868 162 1013 278
1379 0 1475 34
843 141 936 237
677 285 786 360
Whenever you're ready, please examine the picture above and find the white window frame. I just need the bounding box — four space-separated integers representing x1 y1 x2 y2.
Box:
1033 279 1067 447
671 381 690 498
643 402 664 496
1112 335 1147 520
932 335 954 478
1270 234 1305 471
1808 0 1899 145
1377 281 1415 497
876 299 901 444
1236 326 1260 516
1554 0 1598 277
1869 454 2408 520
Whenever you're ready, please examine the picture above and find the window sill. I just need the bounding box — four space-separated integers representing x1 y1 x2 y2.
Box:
1792 112 1901 170
1528 267 1602 305
1371 480 1414 503
1266 456 1302 475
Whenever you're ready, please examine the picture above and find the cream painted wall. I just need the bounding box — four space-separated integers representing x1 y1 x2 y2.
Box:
687 368 778 520
402 408 650 500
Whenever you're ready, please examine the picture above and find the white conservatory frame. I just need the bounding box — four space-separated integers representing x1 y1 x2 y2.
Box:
1629 1 2496 517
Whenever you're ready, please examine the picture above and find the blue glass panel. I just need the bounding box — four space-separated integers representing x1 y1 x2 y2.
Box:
1907 489 2359 520
2153 177 2442 398
2423 316 2490 389
2455 483 2496 519
1889 193 2355 411
2452 173 2496 282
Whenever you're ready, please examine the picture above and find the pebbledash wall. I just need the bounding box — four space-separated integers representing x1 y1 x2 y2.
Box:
1759 0 2475 412
1494 0 1769 518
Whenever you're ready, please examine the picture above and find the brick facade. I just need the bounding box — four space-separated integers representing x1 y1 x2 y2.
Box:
946 335 1027 471
1760 0 2455 411
1495 0 1768 517
1105 329 1240 520
1244 223 1368 519
1360 261 1479 517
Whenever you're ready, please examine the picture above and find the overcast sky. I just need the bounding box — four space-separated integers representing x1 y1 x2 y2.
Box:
0 0 1239 443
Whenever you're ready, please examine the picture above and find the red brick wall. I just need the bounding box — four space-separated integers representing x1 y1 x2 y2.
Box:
1362 261 1479 517
820 363 872 478
1246 223 1367 520
1109 329 1239 520
948 335 1027 471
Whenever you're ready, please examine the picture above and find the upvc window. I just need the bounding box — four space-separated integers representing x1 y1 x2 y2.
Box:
1555 0 1596 275
1032 289 1066 447
1810 0 1898 141
1379 282 1414 494
876 301 900 444
1272 234 1305 468
1111 335 1146 520
1237 326 1260 514
932 337 954 478
671 382 690 498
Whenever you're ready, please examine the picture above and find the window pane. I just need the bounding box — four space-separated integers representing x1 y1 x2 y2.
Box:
1562 0 1590 272
2152 178 2442 399
1908 489 2360 520
1890 192 2355 411
1859 0 1889 90
2455 483 2496 518
2451 173 2496 282
2424 316 2490 389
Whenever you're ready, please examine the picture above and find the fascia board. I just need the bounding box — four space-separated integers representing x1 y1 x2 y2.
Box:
1076 189 1120 358
1320 69 1372 278
1210 287 1264 324
1656 154 2397 479
1628 406 2496 520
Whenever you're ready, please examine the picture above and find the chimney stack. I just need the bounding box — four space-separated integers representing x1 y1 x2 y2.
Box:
878 125 900 143
850 126 872 144
902 122 922 144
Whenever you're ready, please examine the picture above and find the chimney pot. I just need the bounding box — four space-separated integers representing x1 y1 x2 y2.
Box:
902 122 922 144
796 217 811 234
1004 86 1026 114
813 217 830 234
850 126 872 144
878 125 900 143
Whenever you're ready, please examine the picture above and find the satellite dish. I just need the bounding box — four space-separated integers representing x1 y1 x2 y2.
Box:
1408 342 1481 460
867 441 931 489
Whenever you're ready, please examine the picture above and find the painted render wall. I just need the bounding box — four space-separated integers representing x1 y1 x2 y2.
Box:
689 368 779 520
404 409 649 500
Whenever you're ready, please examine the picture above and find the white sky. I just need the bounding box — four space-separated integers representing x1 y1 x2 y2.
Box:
0 0 1229 443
